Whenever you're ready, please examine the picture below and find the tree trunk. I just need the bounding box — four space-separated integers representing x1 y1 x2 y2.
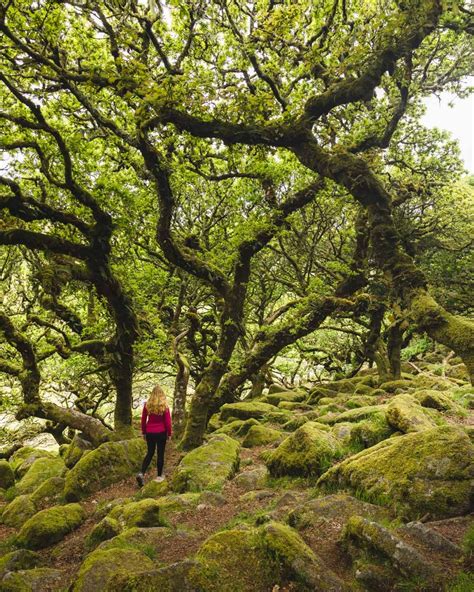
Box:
387 322 403 380
172 349 190 438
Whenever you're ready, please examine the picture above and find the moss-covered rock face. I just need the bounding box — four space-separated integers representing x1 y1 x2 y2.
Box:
15 457 65 495
414 389 465 414
107 559 199 592
288 493 389 530
72 548 154 592
189 527 277 592
0 549 43 578
9 448 53 478
318 426 474 520
63 438 146 501
219 401 277 421
307 386 338 405
2 495 37 529
134 478 169 500
108 498 168 528
317 405 388 425
172 434 240 493
266 422 343 477
1 567 64 591
63 434 93 469
379 379 414 392
85 517 122 552
30 476 65 510
260 521 347 592
385 394 439 433
16 503 86 550
0 460 15 490
214 418 260 437
242 425 283 448
233 465 268 491
262 391 306 406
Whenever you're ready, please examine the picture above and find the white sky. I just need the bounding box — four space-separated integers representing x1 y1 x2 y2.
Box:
422 92 474 174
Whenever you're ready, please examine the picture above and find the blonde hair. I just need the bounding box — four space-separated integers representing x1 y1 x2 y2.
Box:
146 385 168 415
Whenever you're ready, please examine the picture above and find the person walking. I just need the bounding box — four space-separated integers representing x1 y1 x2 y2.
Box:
136 385 172 487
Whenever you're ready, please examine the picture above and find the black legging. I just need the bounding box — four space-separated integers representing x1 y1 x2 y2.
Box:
141 432 167 476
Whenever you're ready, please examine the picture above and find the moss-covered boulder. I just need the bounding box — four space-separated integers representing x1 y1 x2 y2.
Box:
189 527 276 592
214 418 260 437
385 394 439 433
219 401 277 421
242 425 283 448
171 434 240 493
318 426 474 519
2 495 37 529
71 548 154 592
260 521 348 591
233 465 268 491
16 503 85 550
0 460 15 490
30 476 65 509
85 516 122 552
262 391 306 406
266 422 343 477
1 567 64 591
9 448 53 478
278 401 313 411
414 389 465 414
307 386 339 405
63 434 93 469
15 457 65 495
346 415 394 449
0 549 44 578
63 438 146 501
379 378 413 392
317 404 387 425
108 498 168 528
106 560 199 592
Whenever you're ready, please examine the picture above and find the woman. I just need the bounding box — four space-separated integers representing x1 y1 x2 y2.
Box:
136 384 172 487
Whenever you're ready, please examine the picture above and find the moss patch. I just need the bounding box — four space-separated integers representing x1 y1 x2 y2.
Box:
0 567 64 591
385 394 439 433
16 503 85 550
108 498 168 528
0 460 15 490
2 494 37 529
242 425 283 448
30 476 65 510
64 438 146 501
220 401 278 421
318 426 474 520
15 457 65 495
266 422 343 477
172 434 240 493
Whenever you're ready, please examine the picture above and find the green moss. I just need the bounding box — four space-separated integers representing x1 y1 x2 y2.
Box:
85 517 122 552
171 434 240 493
63 438 146 501
462 522 474 557
108 498 168 528
29 476 65 509
71 548 154 592
266 422 343 477
317 404 387 425
307 386 338 405
214 418 260 437
16 503 85 550
0 460 15 489
385 394 438 433
9 448 53 477
105 559 198 592
15 457 65 495
134 478 169 500
242 425 283 448
414 390 466 415
0 549 43 577
379 379 413 392
1 495 37 529
282 416 309 431
64 434 93 469
0 567 64 591
189 527 277 592
262 391 306 406
446 573 474 592
278 401 313 411
318 426 473 520
219 401 278 421
207 413 222 432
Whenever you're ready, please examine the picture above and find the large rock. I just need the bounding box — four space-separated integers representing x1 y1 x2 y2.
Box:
261 391 306 406
16 503 86 550
85 516 122 552
233 465 268 491
0 549 44 578
213 418 260 437
171 434 240 493
108 560 199 592
108 498 168 528
71 548 154 592
63 434 94 469
1 567 64 591
414 389 465 414
242 425 283 448
317 405 387 425
219 401 278 421
9 448 53 478
63 438 146 501
385 394 439 433
1 494 37 528
16 457 65 495
318 426 474 520
266 422 343 477
30 476 65 509
0 460 15 489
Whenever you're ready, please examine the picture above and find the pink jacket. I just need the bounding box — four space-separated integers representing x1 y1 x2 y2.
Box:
141 404 172 437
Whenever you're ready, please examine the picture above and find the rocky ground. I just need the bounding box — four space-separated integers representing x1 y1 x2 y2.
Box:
0 357 473 591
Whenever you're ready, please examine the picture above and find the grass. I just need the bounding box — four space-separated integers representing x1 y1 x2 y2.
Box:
446 573 474 592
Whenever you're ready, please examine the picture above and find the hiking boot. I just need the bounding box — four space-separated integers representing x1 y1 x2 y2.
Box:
136 472 144 487
154 475 165 482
